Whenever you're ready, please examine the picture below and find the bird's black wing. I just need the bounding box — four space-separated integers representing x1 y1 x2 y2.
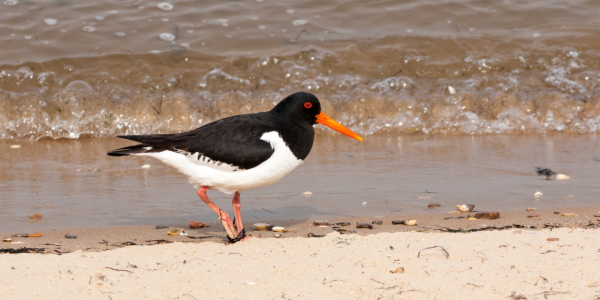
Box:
112 112 278 170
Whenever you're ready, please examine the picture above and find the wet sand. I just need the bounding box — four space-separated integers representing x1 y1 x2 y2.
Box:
2 206 599 253
2 134 600 233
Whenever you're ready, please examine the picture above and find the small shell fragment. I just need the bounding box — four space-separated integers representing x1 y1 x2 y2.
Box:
155 225 168 229
447 211 461 215
272 226 285 232
533 191 543 197
65 234 77 239
392 267 405 274
273 233 282 238
547 238 559 242
527 214 539 218
468 217 477 221
456 204 475 212
561 213 579 217
10 145 21 149
302 191 312 196
404 220 418 226
253 223 274 231
428 203 441 208
446 85 456 95
371 220 383 225
141 164 151 169
2 238 11 242
356 222 373 229
313 220 329 226
167 228 186 235
283 228 296 233
555 174 569 180
12 233 28 237
526 208 536 211
28 213 42 219
27 233 42 238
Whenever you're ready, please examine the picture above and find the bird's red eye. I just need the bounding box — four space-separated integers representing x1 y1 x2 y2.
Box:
304 102 312 108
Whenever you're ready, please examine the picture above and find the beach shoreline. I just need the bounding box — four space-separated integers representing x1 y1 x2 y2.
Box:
2 205 599 254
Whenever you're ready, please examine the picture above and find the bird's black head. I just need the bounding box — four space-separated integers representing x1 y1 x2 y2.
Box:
271 92 321 125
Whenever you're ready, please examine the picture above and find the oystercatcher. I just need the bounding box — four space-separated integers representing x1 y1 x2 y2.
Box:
108 92 362 242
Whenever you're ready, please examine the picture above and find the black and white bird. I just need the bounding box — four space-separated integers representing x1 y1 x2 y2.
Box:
108 92 362 242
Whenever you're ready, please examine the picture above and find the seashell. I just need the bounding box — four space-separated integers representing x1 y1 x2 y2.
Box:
12 233 28 237
456 204 475 212
28 213 42 219
527 214 539 218
167 228 184 235
561 213 579 217
27 233 42 238
189 221 205 229
526 208 536 211
555 174 569 180
65 234 77 239
273 233 282 238
403 220 417 226
547 238 559 242
533 191 543 197
141 164 151 169
272 226 285 232
356 222 373 229
446 85 456 95
371 221 383 225
468 217 477 221
447 211 461 215
392 267 405 274
10 145 21 149
253 223 274 231
428 203 441 208
2 238 11 242
313 220 329 226
474 212 500 220
302 191 312 196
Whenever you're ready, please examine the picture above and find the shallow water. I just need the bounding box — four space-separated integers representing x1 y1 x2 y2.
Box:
3 0 600 139
1 134 599 232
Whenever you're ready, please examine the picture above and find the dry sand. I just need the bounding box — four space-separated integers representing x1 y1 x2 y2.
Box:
1 227 599 299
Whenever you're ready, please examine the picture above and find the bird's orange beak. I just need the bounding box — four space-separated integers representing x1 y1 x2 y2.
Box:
315 112 363 141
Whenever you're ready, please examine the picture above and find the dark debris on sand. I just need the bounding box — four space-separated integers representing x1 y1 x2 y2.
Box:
0 247 46 254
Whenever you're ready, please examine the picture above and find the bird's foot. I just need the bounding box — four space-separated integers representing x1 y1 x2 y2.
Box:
227 228 247 243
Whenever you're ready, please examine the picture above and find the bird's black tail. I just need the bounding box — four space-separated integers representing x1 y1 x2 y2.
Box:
107 144 165 156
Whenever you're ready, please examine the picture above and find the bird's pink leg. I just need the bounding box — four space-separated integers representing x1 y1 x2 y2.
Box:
232 192 244 234
232 192 254 241
197 186 238 240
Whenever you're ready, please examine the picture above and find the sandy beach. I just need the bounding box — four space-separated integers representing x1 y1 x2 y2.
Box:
1 207 600 299
1 227 599 299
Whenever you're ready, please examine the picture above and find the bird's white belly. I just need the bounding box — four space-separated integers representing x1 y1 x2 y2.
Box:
138 131 303 194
